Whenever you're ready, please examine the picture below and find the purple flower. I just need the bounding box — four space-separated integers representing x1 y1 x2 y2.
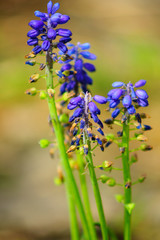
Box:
67 92 105 153
58 42 97 95
107 80 149 119
93 95 107 104
26 1 71 54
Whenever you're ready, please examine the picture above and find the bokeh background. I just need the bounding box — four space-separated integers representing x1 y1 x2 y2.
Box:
0 0 160 239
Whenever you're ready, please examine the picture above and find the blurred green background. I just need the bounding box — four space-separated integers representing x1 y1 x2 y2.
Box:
0 0 160 239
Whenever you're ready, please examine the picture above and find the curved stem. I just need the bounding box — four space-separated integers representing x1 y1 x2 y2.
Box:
45 51 90 240
77 152 98 240
122 122 132 240
86 141 109 240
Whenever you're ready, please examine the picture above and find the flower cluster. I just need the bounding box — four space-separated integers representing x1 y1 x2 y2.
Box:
26 1 72 56
57 42 96 95
67 92 107 154
107 80 149 119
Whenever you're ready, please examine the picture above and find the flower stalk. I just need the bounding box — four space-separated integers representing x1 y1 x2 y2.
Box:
121 119 132 240
45 50 90 240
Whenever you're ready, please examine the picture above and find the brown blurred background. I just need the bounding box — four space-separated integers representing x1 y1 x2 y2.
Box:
0 0 160 239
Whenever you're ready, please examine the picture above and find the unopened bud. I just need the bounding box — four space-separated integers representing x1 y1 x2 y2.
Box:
25 87 37 96
25 60 36 66
39 139 50 148
140 144 153 151
102 161 113 169
39 63 46 70
137 135 148 142
25 52 36 59
29 73 40 83
59 113 69 123
107 178 116 187
39 90 47 99
119 147 125 153
47 88 55 98
84 145 89 155
99 175 110 183
67 145 76 153
49 148 55 158
138 174 146 183
131 153 138 163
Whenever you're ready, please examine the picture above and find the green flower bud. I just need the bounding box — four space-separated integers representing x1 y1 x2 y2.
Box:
59 113 69 123
137 134 148 142
39 90 47 99
106 178 116 187
54 177 63 186
130 154 138 163
25 87 37 96
138 174 146 183
39 139 50 148
99 175 110 183
140 144 152 151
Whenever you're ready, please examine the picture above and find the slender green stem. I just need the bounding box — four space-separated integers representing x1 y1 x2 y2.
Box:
68 195 80 240
86 141 109 240
45 51 90 240
122 121 132 240
77 152 98 240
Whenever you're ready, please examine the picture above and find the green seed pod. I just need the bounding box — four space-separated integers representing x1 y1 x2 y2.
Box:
137 134 148 142
106 178 116 187
99 175 110 183
102 161 113 170
39 90 47 99
39 139 50 148
59 113 69 123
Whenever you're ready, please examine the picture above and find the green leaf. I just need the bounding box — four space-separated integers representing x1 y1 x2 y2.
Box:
125 203 135 214
115 194 124 203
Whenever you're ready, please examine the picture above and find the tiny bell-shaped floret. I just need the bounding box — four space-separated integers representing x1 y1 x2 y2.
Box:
83 63 96 72
88 102 100 114
93 95 107 104
67 145 76 153
136 89 148 100
29 20 44 30
25 60 36 66
80 51 96 60
111 89 123 100
112 108 120 118
112 81 124 87
122 95 132 108
134 80 146 88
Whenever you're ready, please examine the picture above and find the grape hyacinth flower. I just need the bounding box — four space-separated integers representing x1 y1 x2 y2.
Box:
107 80 149 120
26 1 72 56
67 92 107 154
58 42 97 95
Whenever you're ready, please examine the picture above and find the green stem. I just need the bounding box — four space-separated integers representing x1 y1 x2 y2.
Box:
68 195 80 240
86 141 109 240
122 121 132 240
45 51 90 240
77 152 98 240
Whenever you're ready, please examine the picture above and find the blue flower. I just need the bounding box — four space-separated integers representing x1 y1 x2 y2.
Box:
26 1 71 55
67 92 105 154
107 80 149 118
58 42 96 95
